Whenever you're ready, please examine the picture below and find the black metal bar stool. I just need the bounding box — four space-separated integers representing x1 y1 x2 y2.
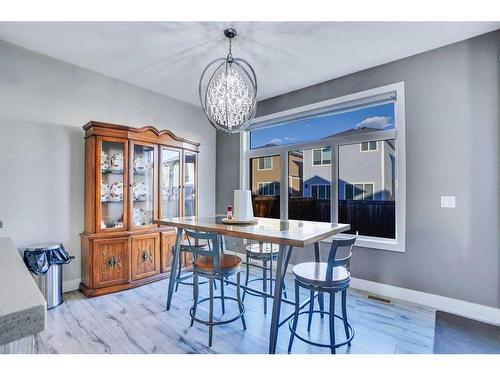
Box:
185 229 246 347
243 241 287 314
288 233 358 354
174 237 220 299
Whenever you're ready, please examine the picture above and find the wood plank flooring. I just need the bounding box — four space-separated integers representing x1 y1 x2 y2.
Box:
35 270 436 354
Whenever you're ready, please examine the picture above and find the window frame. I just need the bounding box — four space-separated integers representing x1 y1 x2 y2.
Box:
360 141 378 152
257 156 273 171
311 184 331 200
312 147 332 166
240 82 406 252
257 181 276 196
344 182 374 201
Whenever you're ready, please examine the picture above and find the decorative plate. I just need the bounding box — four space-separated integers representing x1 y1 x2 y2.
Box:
101 181 110 202
134 155 152 172
133 181 149 201
110 153 123 171
133 207 146 226
101 151 110 170
109 181 123 201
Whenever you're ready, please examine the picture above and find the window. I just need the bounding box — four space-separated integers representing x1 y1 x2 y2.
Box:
250 102 395 150
312 184 331 200
243 82 406 252
257 182 276 196
258 156 273 170
344 183 374 201
250 155 281 219
312 147 331 165
360 141 378 152
288 148 331 222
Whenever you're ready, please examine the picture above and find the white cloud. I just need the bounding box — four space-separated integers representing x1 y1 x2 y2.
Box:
356 116 392 130
269 138 283 144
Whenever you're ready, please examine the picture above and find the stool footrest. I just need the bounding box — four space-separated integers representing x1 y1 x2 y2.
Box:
190 296 245 327
243 277 287 298
288 310 354 349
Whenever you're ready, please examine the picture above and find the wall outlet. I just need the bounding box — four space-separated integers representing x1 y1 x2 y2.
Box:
441 196 456 208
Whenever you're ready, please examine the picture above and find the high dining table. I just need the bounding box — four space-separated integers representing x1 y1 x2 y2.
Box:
154 216 350 354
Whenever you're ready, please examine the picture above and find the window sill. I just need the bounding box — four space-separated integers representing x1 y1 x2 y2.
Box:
320 234 405 253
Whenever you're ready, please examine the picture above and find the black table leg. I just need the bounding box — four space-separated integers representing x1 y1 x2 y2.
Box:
166 227 183 311
268 244 293 354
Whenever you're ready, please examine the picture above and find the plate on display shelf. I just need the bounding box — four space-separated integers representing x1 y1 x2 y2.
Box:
110 152 123 171
101 151 110 171
101 181 110 202
133 181 149 201
133 155 152 172
109 181 123 201
221 217 258 225
133 207 147 226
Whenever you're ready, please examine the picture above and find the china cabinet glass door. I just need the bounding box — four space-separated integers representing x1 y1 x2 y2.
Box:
130 142 157 229
98 139 127 231
159 148 181 219
183 151 197 217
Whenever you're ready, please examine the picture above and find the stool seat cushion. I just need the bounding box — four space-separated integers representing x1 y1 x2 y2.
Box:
194 254 242 272
292 262 350 288
245 243 279 254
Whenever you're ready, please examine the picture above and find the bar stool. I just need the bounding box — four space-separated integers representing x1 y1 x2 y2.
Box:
243 242 287 314
288 233 358 354
174 238 219 298
185 229 246 347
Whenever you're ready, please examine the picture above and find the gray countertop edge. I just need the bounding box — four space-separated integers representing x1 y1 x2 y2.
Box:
0 237 47 345
0 303 46 345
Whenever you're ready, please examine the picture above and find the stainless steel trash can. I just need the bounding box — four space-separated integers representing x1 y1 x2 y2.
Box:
32 262 63 309
23 243 73 309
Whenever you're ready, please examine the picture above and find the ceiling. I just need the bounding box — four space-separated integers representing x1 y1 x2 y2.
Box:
0 22 498 105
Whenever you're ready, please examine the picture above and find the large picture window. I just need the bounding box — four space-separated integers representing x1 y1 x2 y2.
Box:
242 83 406 252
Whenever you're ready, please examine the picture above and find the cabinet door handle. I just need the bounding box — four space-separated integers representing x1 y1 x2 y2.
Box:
108 256 117 268
142 250 152 262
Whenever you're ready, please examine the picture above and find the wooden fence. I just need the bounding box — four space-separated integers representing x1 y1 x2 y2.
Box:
252 196 395 238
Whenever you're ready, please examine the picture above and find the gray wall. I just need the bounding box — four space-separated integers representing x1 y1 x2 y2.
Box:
0 40 216 286
216 30 500 308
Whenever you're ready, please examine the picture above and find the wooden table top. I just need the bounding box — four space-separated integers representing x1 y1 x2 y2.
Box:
154 216 350 248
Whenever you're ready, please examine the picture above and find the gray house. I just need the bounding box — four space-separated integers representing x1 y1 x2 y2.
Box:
303 139 395 201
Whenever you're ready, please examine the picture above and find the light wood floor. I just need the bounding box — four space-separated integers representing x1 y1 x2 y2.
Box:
35 270 436 354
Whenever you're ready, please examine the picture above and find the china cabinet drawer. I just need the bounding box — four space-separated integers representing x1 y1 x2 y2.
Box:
93 237 130 288
131 233 160 281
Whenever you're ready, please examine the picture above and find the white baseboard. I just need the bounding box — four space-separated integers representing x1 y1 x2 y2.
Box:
349 277 500 326
63 278 81 293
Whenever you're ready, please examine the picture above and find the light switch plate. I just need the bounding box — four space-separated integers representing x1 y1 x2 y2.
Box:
441 196 456 208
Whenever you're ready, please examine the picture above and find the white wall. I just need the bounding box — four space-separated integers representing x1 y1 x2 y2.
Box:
0 40 216 286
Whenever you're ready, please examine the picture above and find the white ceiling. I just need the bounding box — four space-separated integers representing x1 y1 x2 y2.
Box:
0 22 498 105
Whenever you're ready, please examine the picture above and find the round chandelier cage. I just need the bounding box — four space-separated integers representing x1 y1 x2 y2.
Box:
199 28 257 134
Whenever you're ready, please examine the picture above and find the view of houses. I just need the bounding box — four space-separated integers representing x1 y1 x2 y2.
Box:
251 139 396 238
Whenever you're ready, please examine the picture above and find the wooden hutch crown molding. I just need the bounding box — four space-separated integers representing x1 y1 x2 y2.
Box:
83 121 201 152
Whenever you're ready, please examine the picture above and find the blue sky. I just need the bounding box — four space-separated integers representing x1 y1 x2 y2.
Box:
251 102 394 149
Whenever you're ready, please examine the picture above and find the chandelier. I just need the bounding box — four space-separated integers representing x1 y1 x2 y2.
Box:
199 28 257 134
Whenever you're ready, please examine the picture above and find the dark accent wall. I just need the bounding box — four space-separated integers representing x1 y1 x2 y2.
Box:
216 30 500 308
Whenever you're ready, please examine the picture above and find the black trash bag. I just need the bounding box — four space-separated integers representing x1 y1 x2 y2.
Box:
23 244 74 276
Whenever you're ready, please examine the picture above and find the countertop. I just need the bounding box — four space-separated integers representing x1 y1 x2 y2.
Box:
0 237 46 345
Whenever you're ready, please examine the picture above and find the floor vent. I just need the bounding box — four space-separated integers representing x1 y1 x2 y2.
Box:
367 294 393 304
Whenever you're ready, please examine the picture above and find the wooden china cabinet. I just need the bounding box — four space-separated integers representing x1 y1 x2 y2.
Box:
80 121 199 297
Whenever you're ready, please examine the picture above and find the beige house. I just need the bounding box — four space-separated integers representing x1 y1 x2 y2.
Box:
251 152 303 196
